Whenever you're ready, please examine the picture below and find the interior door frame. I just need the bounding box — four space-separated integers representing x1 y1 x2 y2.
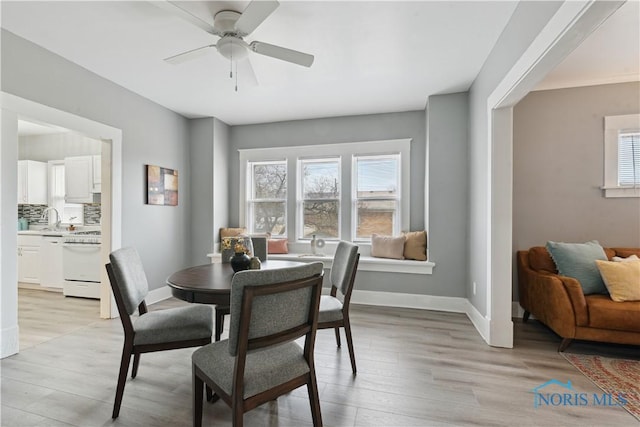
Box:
1 91 122 320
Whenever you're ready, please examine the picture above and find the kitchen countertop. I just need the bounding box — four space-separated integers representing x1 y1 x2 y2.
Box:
18 226 101 237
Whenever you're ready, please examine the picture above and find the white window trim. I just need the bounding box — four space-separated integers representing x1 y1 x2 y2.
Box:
352 153 402 241
239 139 411 243
603 114 640 198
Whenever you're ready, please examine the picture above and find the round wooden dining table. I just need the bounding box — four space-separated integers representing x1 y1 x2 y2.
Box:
166 260 307 305
166 260 308 340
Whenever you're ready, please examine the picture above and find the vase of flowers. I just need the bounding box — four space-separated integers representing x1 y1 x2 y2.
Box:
222 236 253 272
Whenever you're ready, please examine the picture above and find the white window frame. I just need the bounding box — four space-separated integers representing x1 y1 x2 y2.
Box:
245 159 288 237
603 114 640 198
48 160 83 225
239 139 411 244
352 153 402 241
297 157 342 240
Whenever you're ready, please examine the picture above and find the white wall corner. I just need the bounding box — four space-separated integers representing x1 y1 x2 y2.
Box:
465 300 490 345
146 286 174 306
1 326 19 359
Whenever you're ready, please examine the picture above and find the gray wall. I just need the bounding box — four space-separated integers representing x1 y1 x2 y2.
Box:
18 132 101 161
512 82 640 298
427 93 469 298
227 107 469 297
2 30 192 290
188 117 230 264
468 1 563 315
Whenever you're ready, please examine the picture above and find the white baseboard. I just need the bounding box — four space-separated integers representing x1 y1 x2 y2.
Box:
147 286 173 306
351 290 468 313
352 290 493 346
1 325 19 359
465 301 490 344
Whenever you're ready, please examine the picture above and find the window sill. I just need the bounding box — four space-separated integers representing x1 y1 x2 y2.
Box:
268 253 435 275
602 186 640 198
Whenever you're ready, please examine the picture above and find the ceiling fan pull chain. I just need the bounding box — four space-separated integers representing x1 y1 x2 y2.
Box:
229 39 233 78
235 62 239 92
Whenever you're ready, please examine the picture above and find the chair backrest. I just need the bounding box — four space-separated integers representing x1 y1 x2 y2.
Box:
228 262 324 356
330 241 359 295
108 247 149 315
251 236 268 262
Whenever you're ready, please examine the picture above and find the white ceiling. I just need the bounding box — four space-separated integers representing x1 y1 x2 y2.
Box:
2 1 638 126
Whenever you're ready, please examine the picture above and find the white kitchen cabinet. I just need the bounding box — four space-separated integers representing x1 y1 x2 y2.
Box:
65 155 101 203
40 236 64 289
92 155 101 193
17 160 47 204
18 235 42 284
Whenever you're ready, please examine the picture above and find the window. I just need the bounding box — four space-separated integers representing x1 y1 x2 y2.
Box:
239 139 411 244
603 114 640 198
618 132 640 186
49 161 83 224
354 154 400 239
246 161 287 236
299 158 341 239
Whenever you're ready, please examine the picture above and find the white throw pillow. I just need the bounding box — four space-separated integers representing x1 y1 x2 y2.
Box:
371 234 405 260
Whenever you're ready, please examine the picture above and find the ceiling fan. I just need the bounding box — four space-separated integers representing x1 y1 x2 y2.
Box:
155 0 314 89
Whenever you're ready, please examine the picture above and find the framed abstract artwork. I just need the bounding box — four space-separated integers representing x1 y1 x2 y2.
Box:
146 164 178 206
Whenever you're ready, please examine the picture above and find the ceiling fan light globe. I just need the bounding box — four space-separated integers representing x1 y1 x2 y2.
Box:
216 36 249 61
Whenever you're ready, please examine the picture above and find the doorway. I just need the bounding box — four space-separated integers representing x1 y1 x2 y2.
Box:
1 92 122 358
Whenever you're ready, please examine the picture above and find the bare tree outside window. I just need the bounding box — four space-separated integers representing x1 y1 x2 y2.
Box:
300 159 340 238
249 162 287 236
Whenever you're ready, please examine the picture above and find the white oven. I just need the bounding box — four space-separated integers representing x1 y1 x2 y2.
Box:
62 231 101 298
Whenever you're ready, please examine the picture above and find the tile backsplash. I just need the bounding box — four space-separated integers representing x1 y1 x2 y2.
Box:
83 204 101 225
18 204 48 225
18 203 101 226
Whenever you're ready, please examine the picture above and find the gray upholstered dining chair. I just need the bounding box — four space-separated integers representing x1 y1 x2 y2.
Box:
192 262 324 427
317 241 360 374
217 236 268 341
106 247 213 419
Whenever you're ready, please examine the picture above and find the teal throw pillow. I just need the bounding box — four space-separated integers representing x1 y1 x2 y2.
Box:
546 240 608 295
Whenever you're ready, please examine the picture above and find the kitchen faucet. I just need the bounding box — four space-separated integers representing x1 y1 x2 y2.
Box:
41 207 61 230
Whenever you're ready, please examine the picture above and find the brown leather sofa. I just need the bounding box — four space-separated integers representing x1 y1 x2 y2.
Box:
517 246 640 351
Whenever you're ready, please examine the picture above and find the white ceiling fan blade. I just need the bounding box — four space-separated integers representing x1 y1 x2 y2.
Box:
234 0 279 36
150 1 217 34
164 44 215 65
236 58 259 87
249 41 314 67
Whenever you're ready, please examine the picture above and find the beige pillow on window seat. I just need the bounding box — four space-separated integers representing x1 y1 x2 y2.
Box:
220 227 246 240
371 234 405 260
403 231 428 261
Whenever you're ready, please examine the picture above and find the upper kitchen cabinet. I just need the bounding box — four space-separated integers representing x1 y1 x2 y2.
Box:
17 160 47 204
65 155 101 203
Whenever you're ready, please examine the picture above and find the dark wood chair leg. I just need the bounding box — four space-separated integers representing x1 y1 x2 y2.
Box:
558 338 572 352
131 352 140 378
523 310 530 323
215 306 228 342
113 342 133 419
343 319 357 374
334 327 341 348
307 374 323 427
232 401 244 427
193 370 204 427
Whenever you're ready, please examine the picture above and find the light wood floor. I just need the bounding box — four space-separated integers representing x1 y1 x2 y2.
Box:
2 288 638 426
